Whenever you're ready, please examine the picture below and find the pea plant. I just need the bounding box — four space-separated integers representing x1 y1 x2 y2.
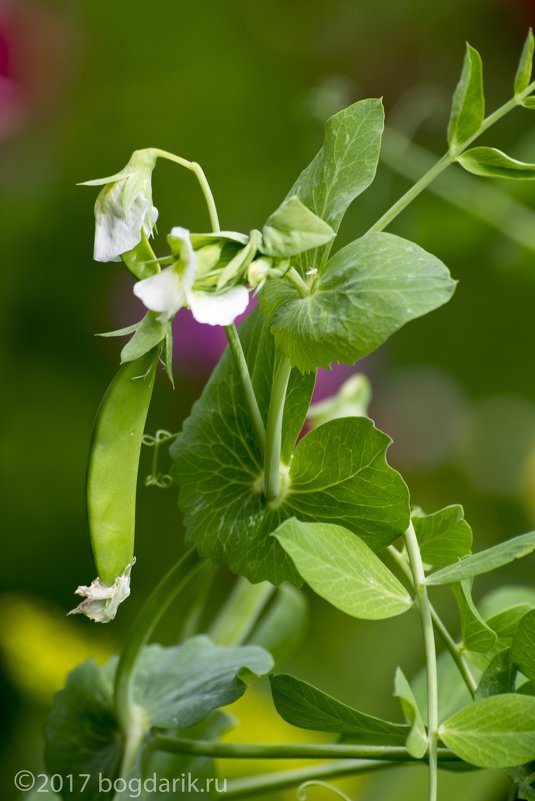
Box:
43 34 535 801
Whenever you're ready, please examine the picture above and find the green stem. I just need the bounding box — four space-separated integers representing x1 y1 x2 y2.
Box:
220 761 397 800
151 736 459 763
264 355 292 502
403 523 439 801
387 545 477 696
368 78 535 235
114 548 204 775
286 266 310 297
381 127 535 253
225 323 266 452
155 149 265 454
208 576 274 646
152 149 220 232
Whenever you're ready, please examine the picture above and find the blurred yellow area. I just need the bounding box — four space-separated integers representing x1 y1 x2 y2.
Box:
0 593 114 705
218 687 369 800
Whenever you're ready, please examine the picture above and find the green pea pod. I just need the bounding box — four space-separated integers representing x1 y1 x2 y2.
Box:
88 348 158 583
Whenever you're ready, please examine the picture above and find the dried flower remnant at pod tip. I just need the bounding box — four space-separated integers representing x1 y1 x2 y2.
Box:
69 561 135 623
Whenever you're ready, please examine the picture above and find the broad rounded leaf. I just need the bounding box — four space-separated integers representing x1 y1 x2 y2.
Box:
260 232 456 372
45 637 272 800
412 505 472 567
172 317 410 583
274 519 413 620
439 694 535 768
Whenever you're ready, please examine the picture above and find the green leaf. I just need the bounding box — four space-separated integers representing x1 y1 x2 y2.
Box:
289 98 384 267
451 581 497 653
120 312 167 363
480 587 535 643
439 694 535 768
273 519 413 620
426 531 535 586
45 659 120 800
116 711 233 800
476 650 516 699
412 505 472 567
522 96 535 109
261 196 335 258
512 610 535 684
412 650 473 725
394 667 428 759
97 321 141 338
515 29 534 95
248 585 309 668
260 232 456 372
45 637 272 800
172 321 410 583
171 309 314 585
308 374 371 429
270 674 409 744
458 147 535 180
448 44 485 151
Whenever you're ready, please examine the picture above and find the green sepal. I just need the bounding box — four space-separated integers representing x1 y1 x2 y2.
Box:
120 312 167 364
121 229 160 280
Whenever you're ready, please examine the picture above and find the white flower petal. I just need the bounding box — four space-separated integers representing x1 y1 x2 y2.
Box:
133 266 186 321
167 226 196 292
94 184 152 262
188 285 249 326
69 561 134 623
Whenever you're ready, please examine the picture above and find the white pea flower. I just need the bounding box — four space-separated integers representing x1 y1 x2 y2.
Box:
80 149 159 263
69 560 134 623
133 227 250 326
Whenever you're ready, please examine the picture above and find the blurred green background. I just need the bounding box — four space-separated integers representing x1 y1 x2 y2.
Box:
2 0 535 799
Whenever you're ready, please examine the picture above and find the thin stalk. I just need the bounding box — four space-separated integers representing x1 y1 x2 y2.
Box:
151 736 459 763
208 577 274 646
225 323 266 452
114 549 204 775
220 760 397 799
403 523 439 801
286 266 310 297
387 545 477 696
152 149 220 232
154 149 265 453
368 78 535 235
264 355 292 501
381 127 535 253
